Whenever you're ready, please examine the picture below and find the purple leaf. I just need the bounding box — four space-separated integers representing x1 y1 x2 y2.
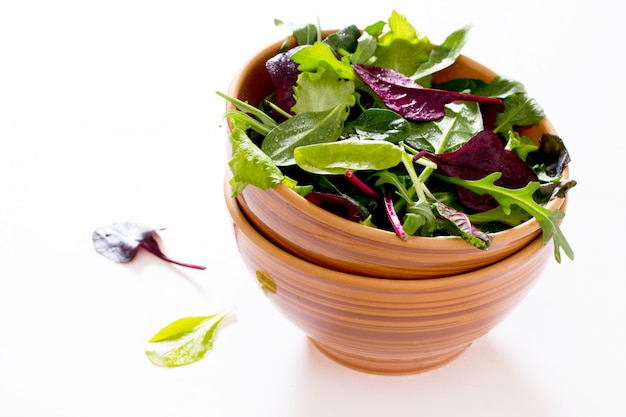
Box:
528 133 571 177
304 191 362 222
353 64 503 122
266 48 301 112
416 130 538 211
93 222 206 270
433 201 493 249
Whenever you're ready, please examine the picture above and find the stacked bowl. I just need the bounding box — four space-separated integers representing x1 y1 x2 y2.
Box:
223 35 568 375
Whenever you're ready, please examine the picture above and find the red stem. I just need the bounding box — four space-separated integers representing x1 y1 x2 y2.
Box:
344 170 381 198
139 241 206 270
383 190 407 240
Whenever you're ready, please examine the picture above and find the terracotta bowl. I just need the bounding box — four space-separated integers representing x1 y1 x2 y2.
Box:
225 177 553 375
226 35 568 279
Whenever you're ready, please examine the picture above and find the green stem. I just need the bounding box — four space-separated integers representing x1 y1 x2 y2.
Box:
401 151 426 203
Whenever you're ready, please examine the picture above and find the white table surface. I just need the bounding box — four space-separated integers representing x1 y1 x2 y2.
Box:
1 1 624 416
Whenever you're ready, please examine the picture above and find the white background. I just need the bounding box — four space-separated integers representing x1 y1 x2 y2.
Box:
1 1 624 416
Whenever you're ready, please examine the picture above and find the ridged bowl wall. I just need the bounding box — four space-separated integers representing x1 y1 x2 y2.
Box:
225 179 553 375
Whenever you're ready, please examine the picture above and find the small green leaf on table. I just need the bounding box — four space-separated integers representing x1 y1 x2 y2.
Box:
145 309 232 368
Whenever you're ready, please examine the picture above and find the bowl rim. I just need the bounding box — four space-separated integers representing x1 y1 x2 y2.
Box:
225 174 552 288
225 32 569 251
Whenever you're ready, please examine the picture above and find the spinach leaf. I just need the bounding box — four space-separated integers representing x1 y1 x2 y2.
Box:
274 20 319 46
294 139 403 175
345 108 412 143
262 105 349 166
145 310 231 367
323 24 361 54
437 76 527 99
406 102 484 154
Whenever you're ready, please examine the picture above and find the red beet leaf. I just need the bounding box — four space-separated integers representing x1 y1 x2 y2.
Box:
353 64 503 122
415 130 538 211
304 191 362 222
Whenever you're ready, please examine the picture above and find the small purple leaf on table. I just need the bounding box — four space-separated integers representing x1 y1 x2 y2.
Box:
93 222 206 270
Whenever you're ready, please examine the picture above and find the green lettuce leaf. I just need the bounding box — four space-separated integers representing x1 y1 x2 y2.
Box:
291 42 355 80
228 125 284 196
373 10 432 76
292 67 355 114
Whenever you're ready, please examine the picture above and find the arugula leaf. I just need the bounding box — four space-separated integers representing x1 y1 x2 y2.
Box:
216 90 277 131
475 76 527 98
145 310 231 368
494 93 545 134
261 105 349 165
372 170 413 203
405 200 437 237
292 67 355 114
468 204 532 227
228 125 284 196
412 25 472 84
436 172 574 262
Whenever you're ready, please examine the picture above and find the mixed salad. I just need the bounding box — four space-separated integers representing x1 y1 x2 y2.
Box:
218 11 576 262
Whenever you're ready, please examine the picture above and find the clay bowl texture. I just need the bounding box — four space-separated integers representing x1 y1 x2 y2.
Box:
225 178 553 375
226 35 569 279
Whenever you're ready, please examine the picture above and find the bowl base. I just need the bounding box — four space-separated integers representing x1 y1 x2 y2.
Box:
310 338 472 376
